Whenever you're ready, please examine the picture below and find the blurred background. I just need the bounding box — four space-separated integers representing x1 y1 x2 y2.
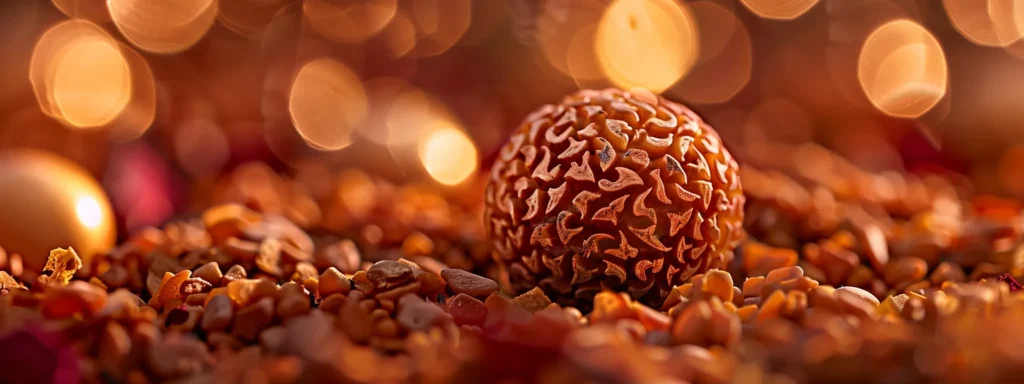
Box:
0 0 1021 245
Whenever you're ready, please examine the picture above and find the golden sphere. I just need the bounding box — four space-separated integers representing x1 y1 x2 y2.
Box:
0 149 115 272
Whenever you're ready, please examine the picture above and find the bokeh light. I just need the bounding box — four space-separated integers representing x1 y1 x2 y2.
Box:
288 58 368 151
218 0 292 38
51 37 131 128
357 77 412 146
670 1 752 104
304 0 397 44
988 0 1024 44
107 43 156 142
595 0 698 93
565 24 605 85
943 0 1024 47
825 0 914 108
381 10 417 58
30 20 132 129
419 125 478 186
384 85 458 148
52 0 110 22
535 0 605 82
740 0 820 20
405 0 472 57
107 0 218 54
858 19 948 118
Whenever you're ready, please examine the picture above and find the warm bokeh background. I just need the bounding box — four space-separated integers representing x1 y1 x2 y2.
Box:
0 0 1022 239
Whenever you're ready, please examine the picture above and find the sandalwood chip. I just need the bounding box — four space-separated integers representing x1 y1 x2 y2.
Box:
256 238 284 277
766 266 805 285
339 299 374 343
367 261 415 289
514 287 553 313
203 203 261 243
41 281 107 318
98 289 145 318
193 262 223 286
98 321 131 368
416 272 446 297
166 306 203 332
98 265 128 289
42 247 82 286
276 290 311 319
186 293 208 306
147 337 210 379
634 303 671 332
375 282 422 301
448 293 487 326
743 242 798 277
292 262 319 282
670 300 711 345
351 271 374 294
222 265 248 286
877 295 904 316
260 326 288 355
440 269 498 298
318 267 351 299
701 270 734 302
591 291 635 323
226 279 265 308
233 297 275 341
179 278 213 296
396 298 450 332
835 286 881 305
156 270 192 308
319 293 347 315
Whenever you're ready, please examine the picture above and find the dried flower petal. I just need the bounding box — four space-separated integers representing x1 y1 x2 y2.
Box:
41 247 82 286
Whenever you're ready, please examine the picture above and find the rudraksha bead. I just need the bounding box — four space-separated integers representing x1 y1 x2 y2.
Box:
484 88 745 307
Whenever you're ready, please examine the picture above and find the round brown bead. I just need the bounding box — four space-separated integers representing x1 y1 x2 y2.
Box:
484 88 745 307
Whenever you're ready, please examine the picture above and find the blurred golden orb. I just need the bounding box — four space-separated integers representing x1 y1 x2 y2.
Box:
671 1 752 104
419 125 478 186
288 59 368 151
535 0 605 82
858 19 948 118
52 38 132 128
740 0 820 20
406 0 472 57
30 19 132 129
381 10 417 58
384 86 458 148
596 0 698 93
943 0 1024 47
218 0 292 38
304 0 397 43
108 0 218 54
107 43 157 142
0 149 115 272
52 0 111 22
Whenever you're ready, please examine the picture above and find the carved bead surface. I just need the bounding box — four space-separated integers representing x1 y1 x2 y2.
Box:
484 88 745 307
